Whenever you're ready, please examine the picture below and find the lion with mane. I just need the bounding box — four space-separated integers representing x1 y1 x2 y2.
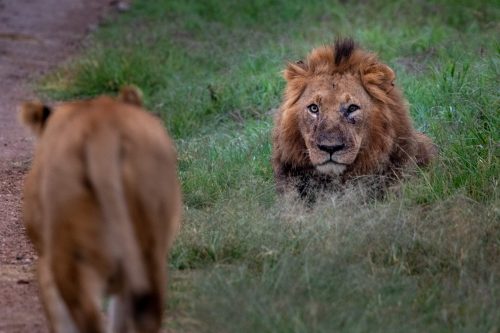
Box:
272 38 436 198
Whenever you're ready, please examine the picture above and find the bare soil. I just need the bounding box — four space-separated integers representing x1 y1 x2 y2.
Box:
0 1 115 331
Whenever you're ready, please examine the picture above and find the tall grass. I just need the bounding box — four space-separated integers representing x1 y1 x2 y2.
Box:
39 0 499 331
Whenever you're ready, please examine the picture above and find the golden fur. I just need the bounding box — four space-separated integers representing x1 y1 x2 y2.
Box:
21 87 181 333
272 38 436 197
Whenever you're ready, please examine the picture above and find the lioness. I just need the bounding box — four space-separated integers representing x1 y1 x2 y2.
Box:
20 87 181 333
272 38 436 198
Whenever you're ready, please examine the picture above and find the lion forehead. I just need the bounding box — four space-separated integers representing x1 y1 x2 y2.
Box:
302 74 369 105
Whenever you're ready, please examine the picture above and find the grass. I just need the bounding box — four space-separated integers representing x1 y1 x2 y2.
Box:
39 0 499 332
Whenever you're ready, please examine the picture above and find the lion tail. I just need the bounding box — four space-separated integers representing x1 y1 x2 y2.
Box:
86 127 158 331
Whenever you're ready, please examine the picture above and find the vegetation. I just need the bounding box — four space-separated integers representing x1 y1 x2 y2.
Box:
40 0 499 331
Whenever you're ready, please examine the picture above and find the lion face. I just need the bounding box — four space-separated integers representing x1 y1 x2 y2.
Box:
296 73 374 175
272 38 436 197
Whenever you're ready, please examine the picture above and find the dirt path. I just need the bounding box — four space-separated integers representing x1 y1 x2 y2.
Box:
0 1 115 331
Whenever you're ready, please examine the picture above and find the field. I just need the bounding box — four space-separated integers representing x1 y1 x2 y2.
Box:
39 0 499 332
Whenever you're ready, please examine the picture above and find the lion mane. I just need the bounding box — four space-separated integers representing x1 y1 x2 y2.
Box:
272 38 436 197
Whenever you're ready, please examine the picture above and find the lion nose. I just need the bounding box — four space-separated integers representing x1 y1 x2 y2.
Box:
317 143 345 154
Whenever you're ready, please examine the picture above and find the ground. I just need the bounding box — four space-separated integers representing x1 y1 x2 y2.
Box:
0 1 112 331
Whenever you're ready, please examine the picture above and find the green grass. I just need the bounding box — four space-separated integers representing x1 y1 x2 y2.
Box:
39 0 499 331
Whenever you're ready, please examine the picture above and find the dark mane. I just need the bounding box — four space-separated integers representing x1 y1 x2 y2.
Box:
334 38 356 66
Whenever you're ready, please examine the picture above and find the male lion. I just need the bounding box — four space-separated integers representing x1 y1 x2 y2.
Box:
272 38 436 198
20 87 181 333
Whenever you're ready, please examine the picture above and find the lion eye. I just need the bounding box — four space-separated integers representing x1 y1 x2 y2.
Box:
307 104 319 114
346 104 360 114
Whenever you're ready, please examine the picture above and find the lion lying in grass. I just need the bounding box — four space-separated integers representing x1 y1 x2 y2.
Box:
20 87 181 333
272 38 436 199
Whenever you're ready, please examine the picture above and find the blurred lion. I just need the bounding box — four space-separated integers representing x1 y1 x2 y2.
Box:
272 38 436 198
21 87 181 333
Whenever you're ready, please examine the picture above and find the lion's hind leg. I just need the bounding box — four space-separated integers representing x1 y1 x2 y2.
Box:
414 131 438 166
107 294 134 333
38 256 79 333
52 256 106 333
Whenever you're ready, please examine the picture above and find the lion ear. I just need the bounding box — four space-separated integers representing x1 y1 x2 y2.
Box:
361 62 396 103
284 61 308 81
19 101 52 137
118 85 143 107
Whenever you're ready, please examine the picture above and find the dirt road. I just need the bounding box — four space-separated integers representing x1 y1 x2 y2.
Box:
0 1 113 331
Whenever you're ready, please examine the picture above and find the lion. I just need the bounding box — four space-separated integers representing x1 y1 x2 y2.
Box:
272 38 436 199
20 86 182 333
